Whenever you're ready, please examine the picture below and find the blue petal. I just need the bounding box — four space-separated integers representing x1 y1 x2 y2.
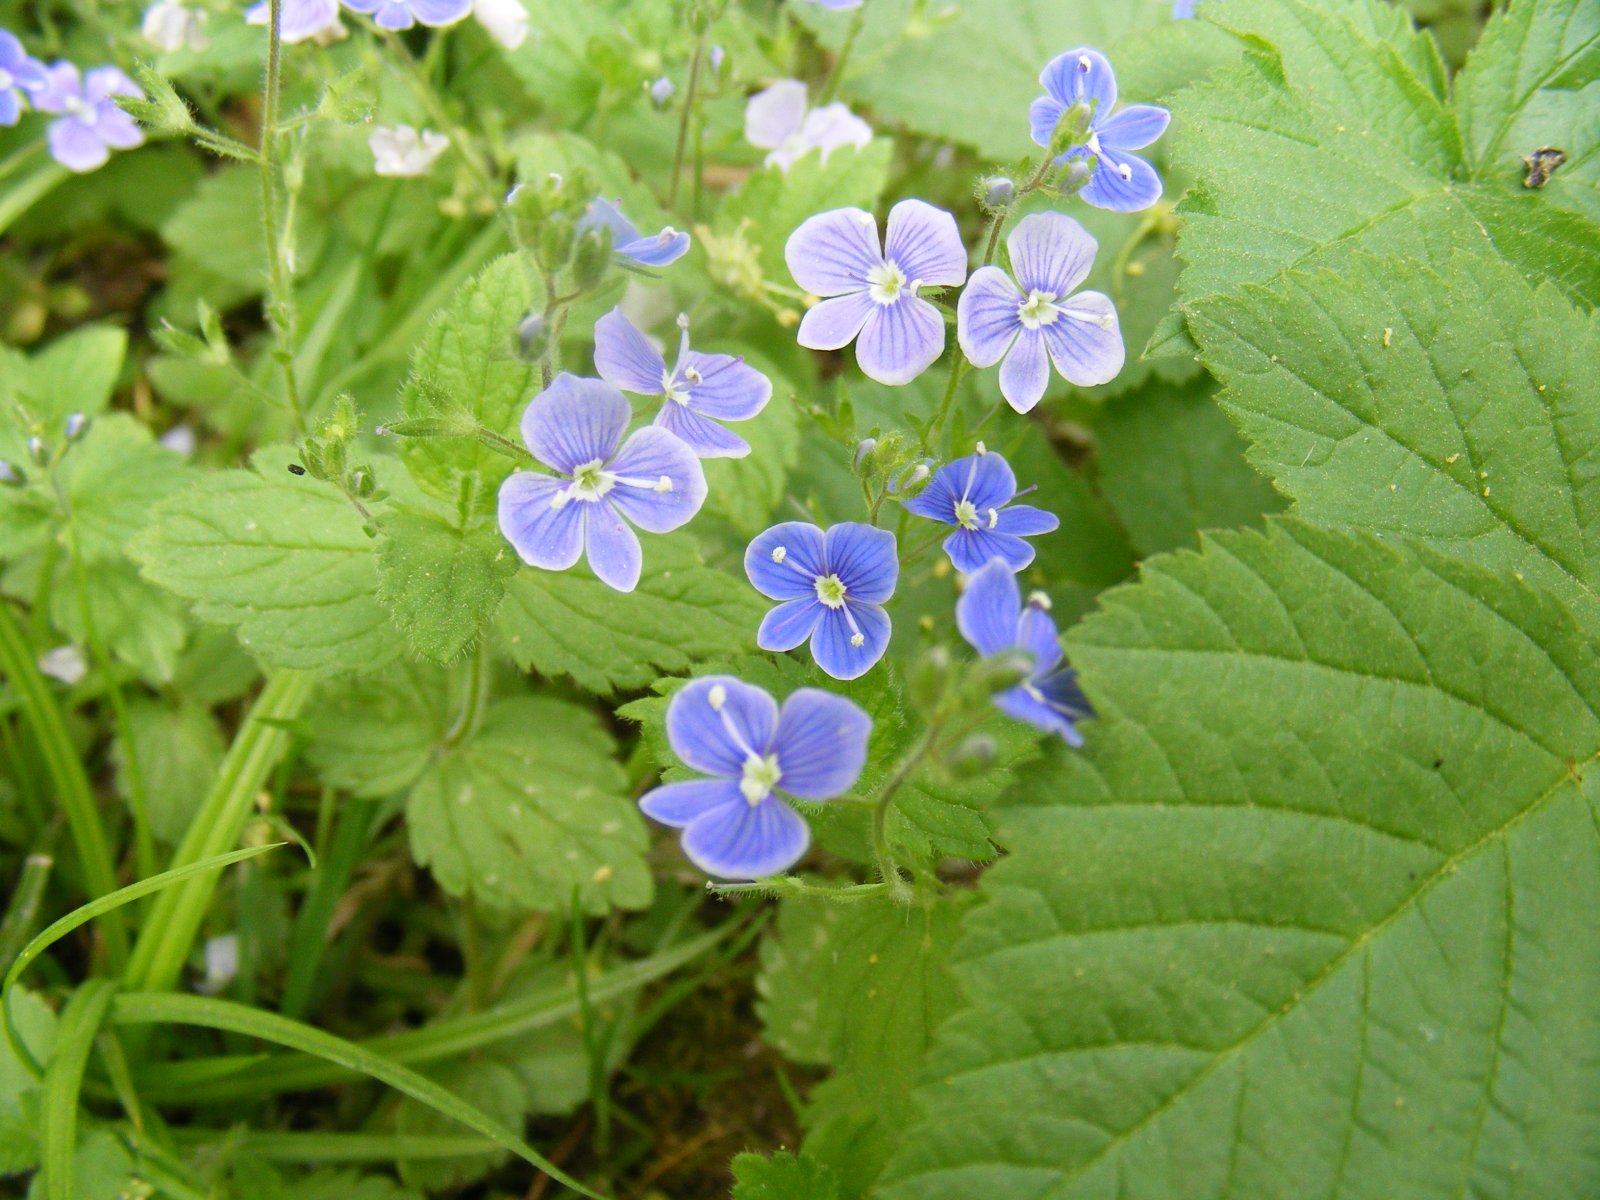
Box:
408 0 471 24
667 676 778 776
809 602 890 680
584 502 642 592
797 291 874 351
0 32 25 71
1039 666 1095 724
785 206 882 296
1028 94 1065 150
0 91 18 126
823 522 897 603
1043 291 1125 387
856 295 945 386
679 352 771 421
956 559 1021 657
773 688 872 800
995 503 1060 537
655 402 749 459
944 527 1035 574
618 226 691 266
746 522 828 601
278 0 340 38
604 426 707 533
1080 149 1163 213
994 683 1084 746
680 794 810 879
581 197 640 245
639 777 744 828
1017 603 1064 675
373 1 416 30
956 266 1023 368
1040 47 1118 117
1006 211 1097 297
593 307 667 396
1098 104 1170 152
902 465 960 524
758 597 824 652
498 472 583 571
49 117 109 173
953 450 1018 511
520 374 629 474
999 327 1051 413
883 199 967 288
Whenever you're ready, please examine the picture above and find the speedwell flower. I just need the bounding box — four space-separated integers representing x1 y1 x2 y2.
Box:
904 447 1057 572
639 676 872 879
594 309 771 459
1030 48 1171 212
341 0 470 30
956 211 1123 412
744 79 872 172
32 64 144 174
0 32 48 126
369 125 448 177
786 199 966 386
245 0 341 42
497 374 707 593
745 521 896 680
958 560 1092 745
580 198 691 268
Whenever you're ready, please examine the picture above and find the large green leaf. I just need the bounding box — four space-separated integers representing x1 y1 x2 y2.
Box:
881 521 1600 1199
375 507 518 663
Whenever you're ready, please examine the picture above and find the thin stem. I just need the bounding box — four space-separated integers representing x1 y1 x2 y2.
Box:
381 29 498 207
443 635 490 749
668 38 704 209
0 844 55 977
869 724 940 901
259 0 306 434
819 5 867 103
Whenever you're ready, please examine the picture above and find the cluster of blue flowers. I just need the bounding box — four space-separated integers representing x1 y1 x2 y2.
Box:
492 45 1165 880
0 30 145 174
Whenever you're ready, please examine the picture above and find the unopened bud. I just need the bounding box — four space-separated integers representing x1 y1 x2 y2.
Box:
947 733 997 779
26 436 47 465
982 175 1015 209
572 228 611 291
64 413 89 441
1059 159 1094 193
648 76 676 107
708 45 725 75
0 460 23 487
908 645 951 711
349 467 377 498
517 312 548 359
972 650 1034 695
853 438 878 471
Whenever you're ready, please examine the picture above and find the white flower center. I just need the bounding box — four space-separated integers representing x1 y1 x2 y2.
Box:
1086 132 1102 157
814 573 848 608
866 260 908 306
64 94 95 122
662 368 691 405
1017 289 1060 330
569 458 614 501
740 752 782 806
953 499 980 530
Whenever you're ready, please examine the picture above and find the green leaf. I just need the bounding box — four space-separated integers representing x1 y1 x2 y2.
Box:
881 520 1600 1199
700 357 803 538
406 696 652 914
0 987 56 1174
1187 249 1600 616
303 662 451 798
394 1059 523 1191
375 508 519 663
113 700 225 843
1169 0 1600 313
0 325 126 421
496 532 767 693
39 979 115 1200
731 1151 841 1200
45 561 189 683
132 446 398 673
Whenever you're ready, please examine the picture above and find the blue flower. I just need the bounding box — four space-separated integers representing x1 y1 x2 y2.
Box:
957 560 1092 745
800 0 863 8
244 0 340 41
903 448 1057 573
31 63 144 174
497 374 707 593
1029 48 1171 212
745 521 897 680
639 675 871 879
580 198 691 268
342 0 470 30
593 308 772 459
0 31 48 126
1172 0 1199 16
785 199 967 386
957 211 1124 412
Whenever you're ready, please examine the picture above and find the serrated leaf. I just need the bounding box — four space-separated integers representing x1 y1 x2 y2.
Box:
132 446 397 674
495 533 767 693
406 696 651 914
0 325 126 420
376 508 518 663
881 520 1600 1199
731 1151 841 1200
302 661 451 798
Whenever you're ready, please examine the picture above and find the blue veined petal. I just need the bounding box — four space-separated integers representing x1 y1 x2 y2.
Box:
520 374 629 474
680 793 810 879
810 601 890 680
797 291 874 351
772 688 872 800
999 327 1051 413
617 226 691 267
593 307 668 396
639 777 743 828
944 527 1035 574
994 683 1084 745
1080 148 1164 212
581 197 640 246
498 472 583 571
1006 211 1097 298
746 522 828 599
1043 291 1125 387
372 0 416 30
758 597 824 652
995 503 1060 537
785 206 882 296
956 559 1021 657
823 522 897 604
678 352 771 421
408 0 471 23
604 426 708 533
668 676 779 776
1040 47 1117 117
655 402 750 459
856 296 945 387
1017 603 1065 675
902 466 960 524
1028 94 1065 150
883 199 967 289
1097 103 1170 152
955 449 1019 512
744 78 808 150
584 502 642 592
1038 666 1094 724
956 266 1024 368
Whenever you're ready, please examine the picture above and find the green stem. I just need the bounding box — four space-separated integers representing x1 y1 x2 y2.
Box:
870 724 940 900
0 844 55 977
123 671 314 994
0 603 128 969
443 636 490 749
259 0 307 434
668 38 705 209
381 29 499 207
819 5 867 103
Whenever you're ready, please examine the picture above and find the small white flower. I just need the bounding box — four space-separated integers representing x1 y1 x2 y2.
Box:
143 0 208 51
744 79 872 173
197 933 240 995
472 0 527 49
369 125 449 178
37 646 88 686
160 424 197 456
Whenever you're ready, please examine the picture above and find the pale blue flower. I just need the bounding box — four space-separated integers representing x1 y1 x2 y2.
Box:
245 0 340 40
593 308 771 459
904 448 1057 572
1173 0 1198 16
581 198 690 268
957 560 1091 744
498 374 707 593
957 211 1123 412
786 199 966 386
1029 48 1170 212
342 0 470 30
800 0 863 8
639 676 871 879
0 31 49 126
745 521 897 680
31 63 143 174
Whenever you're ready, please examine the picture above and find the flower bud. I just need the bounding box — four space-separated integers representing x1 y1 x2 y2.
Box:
0 460 24 487
947 733 997 779
908 645 951 711
64 413 89 441
708 45 725 75
853 438 878 471
981 175 1015 209
517 312 548 359
26 436 47 466
971 650 1035 695
1058 159 1093 194
349 467 377 498
1049 100 1094 154
648 76 676 107
538 213 577 272
571 228 612 292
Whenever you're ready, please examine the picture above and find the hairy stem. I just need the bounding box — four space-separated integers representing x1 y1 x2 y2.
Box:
668 38 705 210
